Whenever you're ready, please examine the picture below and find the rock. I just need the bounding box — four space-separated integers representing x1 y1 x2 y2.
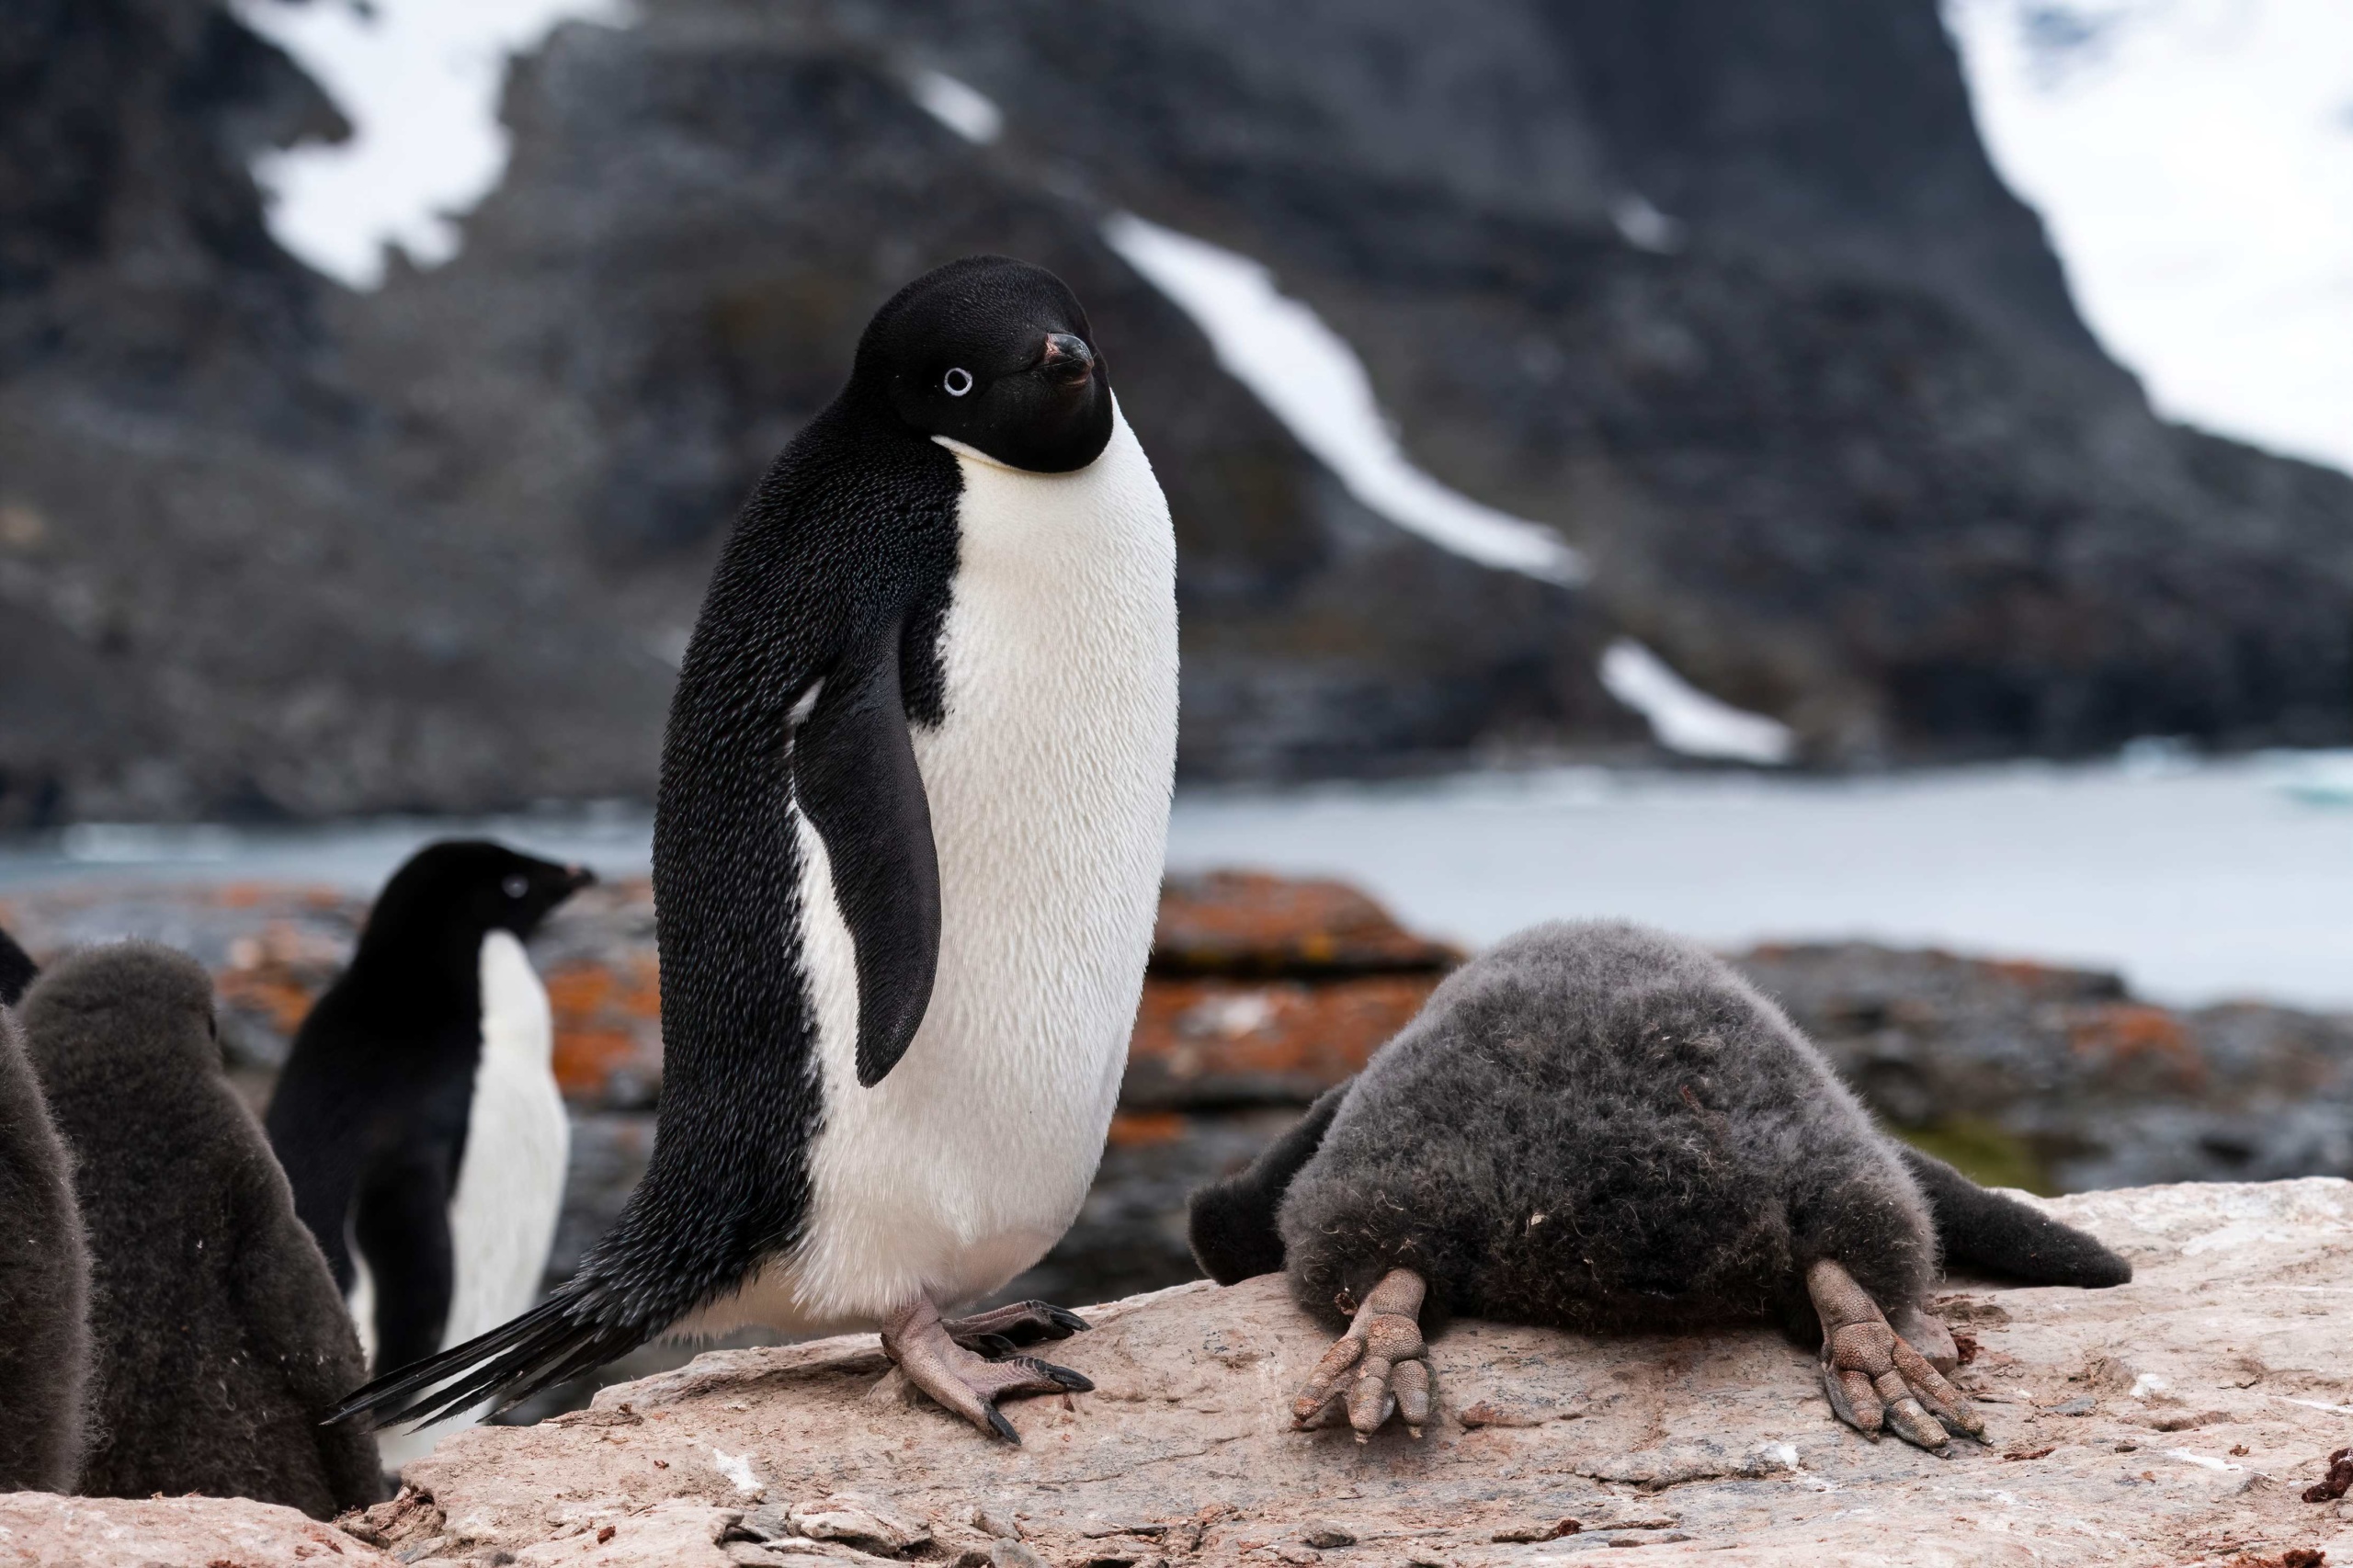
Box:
1731 942 2353 1190
1151 871 1461 977
311 1179 2353 1568
784 1496 927 1555
0 1492 396 1567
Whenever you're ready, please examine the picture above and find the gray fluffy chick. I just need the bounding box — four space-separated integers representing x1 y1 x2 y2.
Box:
23 943 383 1517
1188 920 2129 1450
0 978 90 1493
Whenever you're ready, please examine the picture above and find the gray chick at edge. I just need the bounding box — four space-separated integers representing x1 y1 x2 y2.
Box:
22 941 383 1517
0 923 90 1493
1189 919 2129 1450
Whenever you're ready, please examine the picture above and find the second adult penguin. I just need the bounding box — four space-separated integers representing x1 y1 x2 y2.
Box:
267 842 591 1382
339 256 1179 1442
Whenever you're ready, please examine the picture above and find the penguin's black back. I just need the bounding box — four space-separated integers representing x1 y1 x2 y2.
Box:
25 943 381 1517
266 840 586 1371
1277 922 1936 1335
0 995 89 1492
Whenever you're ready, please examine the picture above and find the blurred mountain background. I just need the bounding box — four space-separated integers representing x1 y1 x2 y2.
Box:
4 0 2350 825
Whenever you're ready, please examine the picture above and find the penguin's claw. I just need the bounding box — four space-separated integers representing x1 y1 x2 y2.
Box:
942 1299 1091 1347
881 1300 1090 1443
1807 1258 1984 1453
1290 1267 1432 1441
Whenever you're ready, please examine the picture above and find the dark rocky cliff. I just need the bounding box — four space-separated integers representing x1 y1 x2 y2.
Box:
0 0 2347 816
845 0 2353 762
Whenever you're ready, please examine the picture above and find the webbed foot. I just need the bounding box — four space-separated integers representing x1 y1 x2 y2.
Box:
1808 1258 1984 1451
942 1299 1090 1358
1290 1267 1432 1442
881 1298 1092 1442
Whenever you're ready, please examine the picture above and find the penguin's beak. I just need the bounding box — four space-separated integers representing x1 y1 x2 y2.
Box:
565 865 597 891
1034 332 1095 385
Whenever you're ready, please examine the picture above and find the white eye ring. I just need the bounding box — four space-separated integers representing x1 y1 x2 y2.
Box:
503 874 529 899
942 367 973 397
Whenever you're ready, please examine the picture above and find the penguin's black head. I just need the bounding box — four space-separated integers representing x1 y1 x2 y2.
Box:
361 840 596 955
858 256 1114 473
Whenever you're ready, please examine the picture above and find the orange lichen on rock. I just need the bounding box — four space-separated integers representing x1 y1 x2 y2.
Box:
2068 1002 2207 1092
1107 1110 1188 1147
1125 974 1441 1106
1152 869 1461 976
547 952 665 1107
215 916 354 1036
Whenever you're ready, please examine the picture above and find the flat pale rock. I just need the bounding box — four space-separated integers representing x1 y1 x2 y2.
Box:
0 1493 393 1567
357 1179 2353 1567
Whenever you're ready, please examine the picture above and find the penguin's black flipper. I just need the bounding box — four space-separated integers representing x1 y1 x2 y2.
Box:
792 620 941 1089
1898 1145 2131 1288
0 924 38 1008
1188 1080 1353 1285
350 1153 456 1374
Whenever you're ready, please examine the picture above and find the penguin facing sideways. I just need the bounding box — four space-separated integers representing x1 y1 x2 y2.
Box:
1188 921 2131 1450
267 842 591 1379
335 256 1179 1443
0 926 90 1493
21 942 381 1516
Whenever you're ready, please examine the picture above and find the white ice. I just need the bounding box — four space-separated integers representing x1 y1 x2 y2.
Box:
1946 0 2353 474
1100 212 1590 585
907 68 1003 144
1599 640 1795 765
231 0 632 290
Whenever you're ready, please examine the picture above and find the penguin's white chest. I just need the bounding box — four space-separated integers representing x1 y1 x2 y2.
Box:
758 405 1178 1330
357 930 570 1465
443 930 570 1346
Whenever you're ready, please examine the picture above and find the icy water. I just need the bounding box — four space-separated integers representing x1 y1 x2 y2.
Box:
4 755 2347 1010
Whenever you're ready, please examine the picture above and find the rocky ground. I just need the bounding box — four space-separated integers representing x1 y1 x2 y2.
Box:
4 867 2348 1423
7 1178 2352 1566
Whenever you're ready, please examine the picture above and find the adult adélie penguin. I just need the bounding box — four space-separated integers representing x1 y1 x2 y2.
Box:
335 256 1179 1440
267 842 593 1386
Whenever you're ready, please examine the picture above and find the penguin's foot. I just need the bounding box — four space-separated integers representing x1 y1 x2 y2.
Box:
942 1299 1091 1358
1808 1258 1984 1452
880 1298 1093 1443
1290 1267 1432 1442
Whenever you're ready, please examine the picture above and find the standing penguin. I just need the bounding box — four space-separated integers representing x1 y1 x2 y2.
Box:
23 943 381 1516
1189 921 2130 1449
337 256 1178 1442
267 841 591 1384
0 925 90 1493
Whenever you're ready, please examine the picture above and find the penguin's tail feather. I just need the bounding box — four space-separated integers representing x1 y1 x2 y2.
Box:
1187 1079 1352 1285
1898 1144 2131 1288
327 1288 652 1431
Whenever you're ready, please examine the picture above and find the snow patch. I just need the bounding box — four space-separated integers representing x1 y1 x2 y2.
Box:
710 1448 761 1494
1100 213 1587 585
907 69 1003 144
1947 0 2353 474
1611 195 1685 255
1598 641 1795 766
233 0 633 290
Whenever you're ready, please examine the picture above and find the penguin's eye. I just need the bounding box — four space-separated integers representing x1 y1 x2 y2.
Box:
941 367 973 397
502 874 529 899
